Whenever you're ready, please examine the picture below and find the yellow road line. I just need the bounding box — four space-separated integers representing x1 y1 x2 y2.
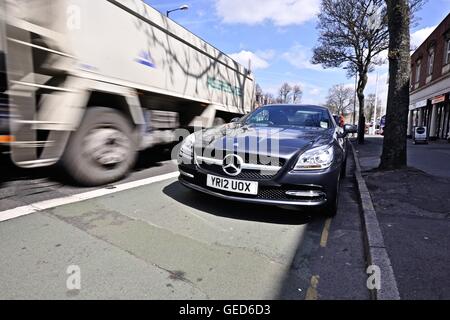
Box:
320 218 333 248
305 275 320 300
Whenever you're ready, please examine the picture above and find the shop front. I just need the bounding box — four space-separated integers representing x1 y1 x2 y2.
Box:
408 99 428 138
409 95 450 141
431 94 450 140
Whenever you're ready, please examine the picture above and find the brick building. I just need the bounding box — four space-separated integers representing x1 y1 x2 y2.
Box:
409 13 450 140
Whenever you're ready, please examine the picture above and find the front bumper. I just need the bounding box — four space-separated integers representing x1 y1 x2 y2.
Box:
178 162 341 208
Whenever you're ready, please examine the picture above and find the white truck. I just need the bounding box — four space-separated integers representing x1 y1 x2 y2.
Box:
0 0 256 186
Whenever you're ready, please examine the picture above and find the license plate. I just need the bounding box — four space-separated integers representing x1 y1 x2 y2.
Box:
206 175 258 195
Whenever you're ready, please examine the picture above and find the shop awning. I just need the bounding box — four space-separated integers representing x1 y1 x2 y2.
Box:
409 99 428 110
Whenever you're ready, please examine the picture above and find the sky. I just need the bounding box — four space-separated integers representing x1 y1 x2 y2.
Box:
145 0 450 109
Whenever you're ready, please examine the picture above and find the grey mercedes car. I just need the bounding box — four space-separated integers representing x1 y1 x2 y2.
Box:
177 104 357 216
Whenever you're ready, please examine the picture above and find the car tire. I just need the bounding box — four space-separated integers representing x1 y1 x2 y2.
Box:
323 196 338 217
322 178 340 217
60 107 138 187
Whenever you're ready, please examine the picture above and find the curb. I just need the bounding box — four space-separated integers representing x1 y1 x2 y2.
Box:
350 142 400 300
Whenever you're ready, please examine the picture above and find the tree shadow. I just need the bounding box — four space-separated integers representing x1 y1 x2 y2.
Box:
163 181 317 225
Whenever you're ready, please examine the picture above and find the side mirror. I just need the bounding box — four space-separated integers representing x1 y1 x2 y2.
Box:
230 117 241 123
344 124 358 135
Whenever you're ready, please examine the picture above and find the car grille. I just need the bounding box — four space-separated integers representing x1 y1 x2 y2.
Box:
197 163 279 180
195 148 286 166
195 152 287 181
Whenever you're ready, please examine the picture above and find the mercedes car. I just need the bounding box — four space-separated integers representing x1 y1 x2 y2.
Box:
177 104 357 216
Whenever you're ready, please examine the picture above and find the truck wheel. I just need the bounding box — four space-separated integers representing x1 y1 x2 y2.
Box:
61 107 137 187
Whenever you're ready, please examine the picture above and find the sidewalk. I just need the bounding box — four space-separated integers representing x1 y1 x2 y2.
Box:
357 136 450 178
354 137 450 300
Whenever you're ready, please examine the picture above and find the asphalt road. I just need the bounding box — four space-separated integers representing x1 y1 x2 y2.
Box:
0 147 369 300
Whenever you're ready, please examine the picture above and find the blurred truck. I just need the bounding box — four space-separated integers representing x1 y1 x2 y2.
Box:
0 0 256 186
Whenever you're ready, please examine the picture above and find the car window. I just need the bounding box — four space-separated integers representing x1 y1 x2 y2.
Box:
247 109 270 125
245 106 333 129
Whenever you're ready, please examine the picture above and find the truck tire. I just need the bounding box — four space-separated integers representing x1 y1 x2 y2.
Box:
60 107 138 187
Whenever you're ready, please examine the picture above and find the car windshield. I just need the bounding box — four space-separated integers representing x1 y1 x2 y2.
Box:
243 105 334 129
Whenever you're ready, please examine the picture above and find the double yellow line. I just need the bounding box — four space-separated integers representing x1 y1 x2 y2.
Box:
305 218 333 300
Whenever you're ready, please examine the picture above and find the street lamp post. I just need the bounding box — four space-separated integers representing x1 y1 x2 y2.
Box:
166 5 189 18
353 73 358 126
373 71 379 135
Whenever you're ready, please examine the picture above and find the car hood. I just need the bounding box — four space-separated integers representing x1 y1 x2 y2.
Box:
195 123 335 158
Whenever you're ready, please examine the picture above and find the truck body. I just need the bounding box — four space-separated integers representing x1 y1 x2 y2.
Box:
0 0 256 185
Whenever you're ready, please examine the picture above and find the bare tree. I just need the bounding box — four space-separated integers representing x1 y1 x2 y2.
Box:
326 84 354 115
312 0 390 144
365 93 383 122
263 93 275 105
379 0 423 169
255 84 264 107
278 83 292 104
292 85 303 104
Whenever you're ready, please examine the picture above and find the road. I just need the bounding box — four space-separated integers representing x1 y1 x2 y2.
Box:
0 147 369 300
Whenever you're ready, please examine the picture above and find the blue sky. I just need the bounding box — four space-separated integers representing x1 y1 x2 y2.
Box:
145 0 450 107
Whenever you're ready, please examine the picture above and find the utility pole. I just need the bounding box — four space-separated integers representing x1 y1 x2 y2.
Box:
373 71 379 135
353 73 358 126
166 5 189 18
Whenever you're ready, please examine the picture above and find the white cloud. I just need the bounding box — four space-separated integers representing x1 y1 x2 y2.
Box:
256 49 276 61
282 44 324 71
309 87 322 96
411 26 437 49
215 0 320 26
228 50 270 70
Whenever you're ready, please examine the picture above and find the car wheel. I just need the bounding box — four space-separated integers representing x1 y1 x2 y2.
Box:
323 196 338 217
322 178 340 217
60 107 138 187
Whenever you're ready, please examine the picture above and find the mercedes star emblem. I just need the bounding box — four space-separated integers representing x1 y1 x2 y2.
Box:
222 154 244 176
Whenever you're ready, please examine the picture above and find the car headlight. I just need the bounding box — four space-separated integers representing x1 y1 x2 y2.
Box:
294 145 334 171
178 133 196 162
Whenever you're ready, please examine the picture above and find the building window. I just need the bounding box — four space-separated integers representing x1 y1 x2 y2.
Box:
445 39 450 65
427 48 435 76
415 59 421 84
410 70 413 88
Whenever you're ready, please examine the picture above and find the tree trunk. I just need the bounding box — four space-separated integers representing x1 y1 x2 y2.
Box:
380 0 411 170
357 72 368 144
